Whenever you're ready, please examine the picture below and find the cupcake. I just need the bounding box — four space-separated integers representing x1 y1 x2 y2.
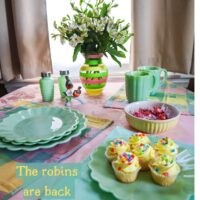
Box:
153 137 178 157
105 139 129 162
128 133 151 150
131 143 155 171
112 152 141 183
149 154 180 186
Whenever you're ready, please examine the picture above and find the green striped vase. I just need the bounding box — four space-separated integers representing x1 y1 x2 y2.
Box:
80 54 108 95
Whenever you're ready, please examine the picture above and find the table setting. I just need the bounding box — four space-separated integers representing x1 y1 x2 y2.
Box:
0 67 194 200
0 0 194 199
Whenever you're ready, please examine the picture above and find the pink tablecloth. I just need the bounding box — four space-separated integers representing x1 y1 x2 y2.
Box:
0 81 194 200
0 82 194 155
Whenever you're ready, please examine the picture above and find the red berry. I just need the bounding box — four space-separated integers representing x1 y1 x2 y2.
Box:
132 106 168 120
157 114 167 120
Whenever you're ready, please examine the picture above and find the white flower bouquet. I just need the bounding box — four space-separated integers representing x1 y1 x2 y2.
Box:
52 0 133 66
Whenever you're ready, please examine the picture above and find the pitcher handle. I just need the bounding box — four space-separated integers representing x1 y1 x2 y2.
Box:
151 73 157 92
160 69 168 85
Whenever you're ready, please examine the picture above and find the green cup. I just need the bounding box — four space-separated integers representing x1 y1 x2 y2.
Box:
125 71 156 103
137 66 168 94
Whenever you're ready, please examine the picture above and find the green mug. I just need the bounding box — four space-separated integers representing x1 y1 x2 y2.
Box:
125 71 156 103
137 66 168 94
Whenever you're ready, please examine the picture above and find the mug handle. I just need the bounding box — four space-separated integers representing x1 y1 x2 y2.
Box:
151 73 157 92
160 69 168 85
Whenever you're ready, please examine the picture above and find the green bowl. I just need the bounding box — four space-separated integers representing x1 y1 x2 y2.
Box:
124 101 180 134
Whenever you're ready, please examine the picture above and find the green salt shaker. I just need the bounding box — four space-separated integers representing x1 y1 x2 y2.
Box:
39 72 54 102
58 70 69 98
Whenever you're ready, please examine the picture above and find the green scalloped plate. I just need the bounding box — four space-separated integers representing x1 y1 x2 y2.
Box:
0 107 79 143
2 128 74 145
88 127 194 200
0 110 87 151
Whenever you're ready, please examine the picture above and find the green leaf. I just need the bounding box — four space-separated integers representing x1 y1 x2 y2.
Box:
86 3 93 9
53 21 57 29
112 3 118 8
84 8 88 14
118 44 127 52
66 14 71 20
73 44 81 62
51 33 59 40
107 47 126 58
62 17 67 21
110 41 117 50
87 11 93 17
110 54 122 67
100 3 108 17
103 52 108 57
122 33 134 44
70 2 75 9
70 3 81 13
74 8 81 13
80 0 84 5
116 19 125 25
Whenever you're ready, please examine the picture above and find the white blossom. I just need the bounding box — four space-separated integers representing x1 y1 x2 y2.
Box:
93 8 99 16
116 37 125 44
69 33 84 47
79 24 88 32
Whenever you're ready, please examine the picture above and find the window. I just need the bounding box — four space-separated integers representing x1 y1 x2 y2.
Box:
46 0 131 77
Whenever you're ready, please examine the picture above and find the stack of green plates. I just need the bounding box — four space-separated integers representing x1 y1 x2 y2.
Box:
0 107 87 151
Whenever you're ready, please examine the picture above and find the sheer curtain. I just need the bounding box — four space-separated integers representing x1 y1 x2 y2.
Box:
131 0 194 74
0 0 52 82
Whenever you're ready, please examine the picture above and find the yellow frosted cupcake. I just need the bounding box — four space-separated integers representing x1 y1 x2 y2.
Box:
154 137 178 157
112 152 141 183
149 154 180 186
128 133 151 150
131 143 155 171
105 139 129 162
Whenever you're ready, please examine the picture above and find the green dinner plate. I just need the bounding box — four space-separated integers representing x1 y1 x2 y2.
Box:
0 110 87 151
0 107 79 143
2 109 80 145
88 129 194 200
2 128 74 145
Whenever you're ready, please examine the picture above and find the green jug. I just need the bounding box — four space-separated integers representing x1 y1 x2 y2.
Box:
125 71 156 103
137 66 168 94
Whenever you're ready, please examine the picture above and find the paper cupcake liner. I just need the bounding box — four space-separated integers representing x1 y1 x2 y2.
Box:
105 150 117 162
112 163 141 183
139 159 150 171
149 164 180 186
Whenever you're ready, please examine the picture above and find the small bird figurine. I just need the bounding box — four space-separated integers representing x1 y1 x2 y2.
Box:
63 74 84 106
65 76 73 90
63 76 73 105
73 86 82 98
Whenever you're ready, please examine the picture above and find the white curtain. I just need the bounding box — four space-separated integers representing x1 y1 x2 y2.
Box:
131 0 194 74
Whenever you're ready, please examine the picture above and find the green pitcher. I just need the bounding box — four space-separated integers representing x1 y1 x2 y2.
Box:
125 71 156 103
137 66 168 94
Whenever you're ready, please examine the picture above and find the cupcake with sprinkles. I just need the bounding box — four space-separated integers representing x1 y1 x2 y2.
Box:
112 152 141 183
153 137 178 157
131 143 155 171
105 139 129 162
148 154 180 186
128 133 151 150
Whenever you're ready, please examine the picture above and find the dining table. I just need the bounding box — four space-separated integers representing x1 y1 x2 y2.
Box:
0 79 194 200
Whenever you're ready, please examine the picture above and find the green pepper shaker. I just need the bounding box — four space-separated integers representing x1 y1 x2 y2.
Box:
39 72 54 102
58 70 69 98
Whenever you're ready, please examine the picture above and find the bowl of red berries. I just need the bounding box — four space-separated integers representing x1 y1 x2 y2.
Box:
124 101 180 134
